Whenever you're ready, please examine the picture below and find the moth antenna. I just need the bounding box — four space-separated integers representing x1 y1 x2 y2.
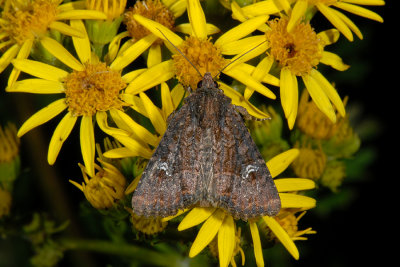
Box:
156 28 203 79
214 40 268 80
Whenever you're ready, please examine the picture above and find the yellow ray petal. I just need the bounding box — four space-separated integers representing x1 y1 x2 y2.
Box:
310 69 346 117
125 60 175 94
262 216 299 259
133 14 183 47
7 39 34 87
219 82 270 120
6 79 64 94
57 1 86 12
302 75 336 123
0 44 19 73
249 221 264 267
189 209 225 258
140 92 167 135
241 0 283 17
110 109 159 147
147 44 162 67
287 0 307 32
243 56 273 99
110 134 153 159
317 29 340 45
70 20 91 64
48 21 85 38
103 147 137 159
40 37 84 71
267 148 299 178
334 2 383 22
316 3 353 41
80 116 95 177
121 68 147 83
275 178 316 192
320 51 350 71
18 98 68 137
110 34 158 70
280 193 316 209
223 42 269 72
218 215 235 267
48 112 78 165
280 68 295 120
223 67 275 99
11 59 69 81
161 82 175 119
169 0 187 18
171 83 186 108
219 35 266 56
55 9 107 20
96 111 130 137
329 8 363 40
187 0 207 39
178 207 216 231
106 31 130 64
215 15 269 48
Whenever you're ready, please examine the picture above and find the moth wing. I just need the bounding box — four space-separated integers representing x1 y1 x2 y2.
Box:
131 100 201 217
210 103 281 220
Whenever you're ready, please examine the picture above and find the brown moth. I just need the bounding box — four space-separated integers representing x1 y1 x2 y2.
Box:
131 72 281 220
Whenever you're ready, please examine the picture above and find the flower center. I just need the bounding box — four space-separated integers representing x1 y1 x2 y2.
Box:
64 63 127 117
266 18 323 76
173 36 226 89
124 0 175 44
0 0 59 45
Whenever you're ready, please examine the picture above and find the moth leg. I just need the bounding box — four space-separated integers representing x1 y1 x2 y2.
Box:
233 105 270 121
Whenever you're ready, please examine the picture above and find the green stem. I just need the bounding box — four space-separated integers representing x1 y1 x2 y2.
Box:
60 238 182 267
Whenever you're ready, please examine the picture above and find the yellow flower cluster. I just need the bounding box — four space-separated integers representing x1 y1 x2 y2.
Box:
1 0 383 266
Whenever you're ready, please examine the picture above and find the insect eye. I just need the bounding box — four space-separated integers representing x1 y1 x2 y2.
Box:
197 80 203 88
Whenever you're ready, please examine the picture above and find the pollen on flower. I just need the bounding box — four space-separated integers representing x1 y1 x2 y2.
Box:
0 0 59 46
173 36 227 89
124 0 175 44
266 18 323 76
64 63 127 117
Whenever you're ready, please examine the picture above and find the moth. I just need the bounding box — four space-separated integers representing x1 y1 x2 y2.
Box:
131 71 281 220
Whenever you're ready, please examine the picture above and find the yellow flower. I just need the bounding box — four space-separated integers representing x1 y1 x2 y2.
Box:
238 13 348 129
123 0 278 119
6 20 148 177
302 0 384 41
259 210 316 242
70 159 126 209
0 0 107 86
106 0 187 67
234 0 384 41
163 149 316 267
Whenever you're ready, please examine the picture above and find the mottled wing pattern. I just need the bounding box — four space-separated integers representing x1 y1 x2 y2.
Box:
132 73 281 220
205 92 281 220
131 95 201 217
